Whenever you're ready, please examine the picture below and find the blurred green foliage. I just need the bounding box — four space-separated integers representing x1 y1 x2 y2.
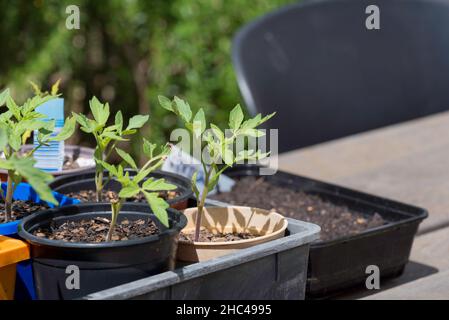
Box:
0 0 295 160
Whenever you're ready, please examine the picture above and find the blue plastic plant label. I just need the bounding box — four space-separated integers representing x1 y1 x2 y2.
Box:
33 98 65 172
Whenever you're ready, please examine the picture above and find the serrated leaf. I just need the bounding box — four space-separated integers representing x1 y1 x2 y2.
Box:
222 147 234 166
52 116 76 141
191 170 200 199
126 114 149 130
192 108 206 138
143 191 169 227
174 96 192 122
101 132 128 141
121 129 137 135
158 95 174 112
89 97 109 125
0 127 7 150
115 111 123 133
118 184 141 198
8 133 21 151
51 79 61 95
142 178 177 191
143 138 156 158
6 96 21 120
229 104 244 130
0 88 10 106
239 128 265 138
97 160 117 176
116 148 137 169
210 124 224 142
12 157 57 205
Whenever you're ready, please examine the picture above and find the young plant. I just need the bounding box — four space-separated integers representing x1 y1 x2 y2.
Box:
158 95 275 241
0 88 76 222
29 79 61 97
98 142 175 241
73 97 149 202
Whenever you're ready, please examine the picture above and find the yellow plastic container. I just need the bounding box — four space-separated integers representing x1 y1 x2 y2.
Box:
0 236 30 300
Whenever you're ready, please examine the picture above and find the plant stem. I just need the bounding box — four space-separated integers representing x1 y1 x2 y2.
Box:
194 168 211 242
95 169 103 202
106 198 124 241
4 171 14 223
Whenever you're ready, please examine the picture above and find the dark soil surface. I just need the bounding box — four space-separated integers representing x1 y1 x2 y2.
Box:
0 200 49 223
180 228 258 243
212 177 385 241
33 217 159 243
67 189 178 203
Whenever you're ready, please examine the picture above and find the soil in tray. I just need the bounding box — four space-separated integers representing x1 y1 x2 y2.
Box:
180 228 258 243
0 200 49 223
211 177 385 241
33 217 159 242
66 189 178 203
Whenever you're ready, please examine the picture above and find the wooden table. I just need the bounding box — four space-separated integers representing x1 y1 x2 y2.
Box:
274 111 449 299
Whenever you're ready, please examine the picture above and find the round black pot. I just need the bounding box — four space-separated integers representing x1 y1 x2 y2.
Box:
49 169 193 210
18 203 187 300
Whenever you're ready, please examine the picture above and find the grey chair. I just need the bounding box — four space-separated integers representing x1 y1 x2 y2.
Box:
233 0 449 153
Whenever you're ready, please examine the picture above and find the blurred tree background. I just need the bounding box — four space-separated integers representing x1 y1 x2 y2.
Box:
0 0 295 160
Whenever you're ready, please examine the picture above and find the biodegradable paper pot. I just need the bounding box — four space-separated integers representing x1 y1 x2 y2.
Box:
177 206 288 262
18 203 187 300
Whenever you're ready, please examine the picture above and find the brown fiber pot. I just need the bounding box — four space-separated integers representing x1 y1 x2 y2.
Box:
177 206 288 262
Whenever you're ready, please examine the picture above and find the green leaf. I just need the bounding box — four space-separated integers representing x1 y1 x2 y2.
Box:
259 112 276 125
89 97 109 125
8 133 21 151
74 113 96 133
222 147 234 166
0 88 10 106
191 170 200 199
6 96 21 120
52 116 76 141
192 108 206 138
101 132 128 141
118 184 141 198
0 159 14 170
158 95 174 112
116 148 137 169
142 178 177 191
126 114 149 130
143 191 169 227
97 160 117 176
239 128 265 138
174 96 192 122
13 157 57 205
0 127 7 150
142 138 156 158
115 111 123 133
210 124 224 142
229 104 244 130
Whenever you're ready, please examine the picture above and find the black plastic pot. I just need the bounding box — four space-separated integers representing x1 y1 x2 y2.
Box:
219 165 428 299
18 203 187 300
49 169 193 210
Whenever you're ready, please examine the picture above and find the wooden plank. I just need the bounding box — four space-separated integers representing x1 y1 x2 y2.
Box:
275 111 449 234
362 269 449 300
